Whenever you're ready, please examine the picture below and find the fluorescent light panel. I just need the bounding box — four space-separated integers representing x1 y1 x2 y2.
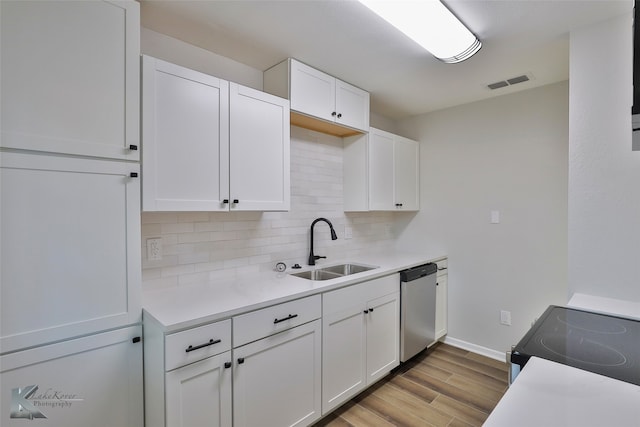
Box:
359 0 481 63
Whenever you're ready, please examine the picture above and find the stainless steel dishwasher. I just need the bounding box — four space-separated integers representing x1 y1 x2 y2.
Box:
399 263 438 362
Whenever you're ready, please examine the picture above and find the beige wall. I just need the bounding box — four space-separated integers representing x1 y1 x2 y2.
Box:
568 12 640 302
396 81 569 355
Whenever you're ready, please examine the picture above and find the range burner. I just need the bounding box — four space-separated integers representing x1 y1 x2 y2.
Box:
511 306 640 386
540 334 627 366
556 313 627 334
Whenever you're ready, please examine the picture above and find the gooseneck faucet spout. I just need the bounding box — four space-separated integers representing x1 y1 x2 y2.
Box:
308 218 338 266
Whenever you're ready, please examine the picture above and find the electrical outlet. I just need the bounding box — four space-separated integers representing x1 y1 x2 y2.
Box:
147 238 162 261
344 226 353 239
500 310 512 326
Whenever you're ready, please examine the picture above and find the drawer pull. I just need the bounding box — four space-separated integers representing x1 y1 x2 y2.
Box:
237 357 245 364
274 313 298 324
185 338 221 353
224 362 232 369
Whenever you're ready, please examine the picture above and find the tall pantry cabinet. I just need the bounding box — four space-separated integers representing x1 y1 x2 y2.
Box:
0 1 143 426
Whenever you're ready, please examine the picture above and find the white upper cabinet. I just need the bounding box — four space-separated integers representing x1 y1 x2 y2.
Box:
0 0 140 161
142 56 290 212
264 58 370 135
0 152 141 353
344 128 420 211
229 83 290 211
142 55 229 212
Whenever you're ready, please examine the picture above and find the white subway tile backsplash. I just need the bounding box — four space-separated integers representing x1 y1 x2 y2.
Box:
141 126 397 291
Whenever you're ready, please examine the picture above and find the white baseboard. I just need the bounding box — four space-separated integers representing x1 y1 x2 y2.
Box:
441 336 507 363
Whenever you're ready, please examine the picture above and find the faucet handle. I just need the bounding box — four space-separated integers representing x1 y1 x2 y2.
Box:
314 255 326 260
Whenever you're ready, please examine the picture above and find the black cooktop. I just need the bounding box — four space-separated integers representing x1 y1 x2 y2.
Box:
511 305 640 386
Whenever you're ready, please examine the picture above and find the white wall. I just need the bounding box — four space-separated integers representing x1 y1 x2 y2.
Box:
396 82 569 354
141 28 263 90
568 12 640 302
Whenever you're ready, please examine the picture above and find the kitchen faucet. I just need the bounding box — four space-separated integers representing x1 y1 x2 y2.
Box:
308 218 338 266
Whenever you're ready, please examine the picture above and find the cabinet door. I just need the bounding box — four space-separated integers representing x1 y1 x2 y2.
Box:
289 59 336 123
233 320 321 427
322 302 366 414
165 352 232 427
1 152 141 353
0 326 142 427
365 292 400 384
142 55 230 211
1 1 139 161
229 83 290 211
394 136 420 211
368 128 395 210
435 273 448 341
335 80 370 132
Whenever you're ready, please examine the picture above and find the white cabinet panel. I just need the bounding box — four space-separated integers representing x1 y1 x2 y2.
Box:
365 292 400 383
233 320 322 427
322 274 400 414
335 79 370 132
165 352 232 427
142 55 229 211
322 304 366 413
0 326 143 427
264 58 370 134
394 136 420 211
0 0 139 161
290 60 336 123
0 152 141 353
229 82 290 211
368 129 395 211
435 258 449 341
344 128 420 211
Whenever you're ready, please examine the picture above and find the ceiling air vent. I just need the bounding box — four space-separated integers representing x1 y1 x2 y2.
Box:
487 74 531 90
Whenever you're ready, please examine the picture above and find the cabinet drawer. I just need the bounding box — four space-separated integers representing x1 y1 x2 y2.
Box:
165 319 231 371
233 295 321 347
323 274 399 315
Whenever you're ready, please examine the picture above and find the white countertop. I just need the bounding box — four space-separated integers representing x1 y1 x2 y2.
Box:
568 292 640 320
142 250 445 332
484 357 640 427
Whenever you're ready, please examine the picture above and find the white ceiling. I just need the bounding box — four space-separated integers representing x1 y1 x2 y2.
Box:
140 0 632 120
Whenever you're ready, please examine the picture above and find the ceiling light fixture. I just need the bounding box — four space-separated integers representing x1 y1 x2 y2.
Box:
358 0 481 63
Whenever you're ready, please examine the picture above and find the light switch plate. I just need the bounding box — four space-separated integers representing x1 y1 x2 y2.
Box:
491 210 500 224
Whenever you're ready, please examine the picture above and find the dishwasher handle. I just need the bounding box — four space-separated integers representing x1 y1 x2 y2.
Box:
399 263 438 282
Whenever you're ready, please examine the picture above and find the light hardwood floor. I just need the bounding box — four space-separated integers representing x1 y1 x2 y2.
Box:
314 343 509 427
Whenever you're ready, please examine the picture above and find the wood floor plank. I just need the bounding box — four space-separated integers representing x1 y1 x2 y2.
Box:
357 393 438 427
429 350 509 381
338 403 396 427
465 351 509 372
430 395 489 427
372 382 454 427
313 344 506 427
420 354 508 392
389 375 439 403
402 365 498 413
446 374 505 404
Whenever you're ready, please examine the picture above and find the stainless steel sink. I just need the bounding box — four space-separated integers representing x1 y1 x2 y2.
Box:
290 263 378 281
289 269 343 281
320 263 377 276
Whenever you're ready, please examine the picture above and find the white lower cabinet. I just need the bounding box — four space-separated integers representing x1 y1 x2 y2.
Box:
233 320 322 427
143 318 232 427
435 258 449 341
322 274 400 414
165 351 232 427
232 295 322 427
